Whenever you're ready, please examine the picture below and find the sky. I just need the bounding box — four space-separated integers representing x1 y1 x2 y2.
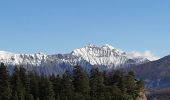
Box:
0 0 170 58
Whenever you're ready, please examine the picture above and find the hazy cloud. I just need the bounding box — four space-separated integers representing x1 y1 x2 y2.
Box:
130 50 159 61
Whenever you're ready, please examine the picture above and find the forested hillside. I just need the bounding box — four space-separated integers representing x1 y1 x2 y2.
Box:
0 63 144 100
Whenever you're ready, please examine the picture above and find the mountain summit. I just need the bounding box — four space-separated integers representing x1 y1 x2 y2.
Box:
72 44 148 67
0 44 149 75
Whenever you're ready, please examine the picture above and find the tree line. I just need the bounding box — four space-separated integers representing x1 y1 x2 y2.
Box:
0 63 144 100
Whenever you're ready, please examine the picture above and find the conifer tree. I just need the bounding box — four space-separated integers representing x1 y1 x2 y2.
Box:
90 68 104 98
73 65 90 96
0 63 12 100
50 74 61 99
30 73 40 99
27 94 34 100
13 92 19 100
60 72 74 100
11 67 25 100
39 75 55 100
45 80 55 100
0 63 144 100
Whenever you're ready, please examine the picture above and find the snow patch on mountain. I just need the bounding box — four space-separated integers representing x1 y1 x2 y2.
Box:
0 51 47 66
0 44 150 75
71 44 148 68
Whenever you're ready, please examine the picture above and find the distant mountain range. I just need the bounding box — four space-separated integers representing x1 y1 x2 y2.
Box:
0 44 148 75
0 44 169 89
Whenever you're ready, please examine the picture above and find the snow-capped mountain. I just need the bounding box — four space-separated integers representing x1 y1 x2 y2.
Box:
72 44 148 67
0 44 149 75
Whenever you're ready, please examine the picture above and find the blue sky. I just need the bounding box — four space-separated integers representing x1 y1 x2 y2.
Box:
0 0 169 57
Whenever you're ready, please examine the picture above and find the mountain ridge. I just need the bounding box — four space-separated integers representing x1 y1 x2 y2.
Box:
129 55 170 88
0 44 149 75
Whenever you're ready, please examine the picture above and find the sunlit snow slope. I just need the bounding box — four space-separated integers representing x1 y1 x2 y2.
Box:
0 44 149 75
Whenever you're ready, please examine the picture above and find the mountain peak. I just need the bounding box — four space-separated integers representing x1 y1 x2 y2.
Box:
0 44 149 75
71 44 129 57
85 43 97 48
71 44 148 67
84 44 115 50
102 44 115 50
72 44 123 56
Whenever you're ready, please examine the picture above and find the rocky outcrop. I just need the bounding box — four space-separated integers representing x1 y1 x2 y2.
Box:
137 89 147 100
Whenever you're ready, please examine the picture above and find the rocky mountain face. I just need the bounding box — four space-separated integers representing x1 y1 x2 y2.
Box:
0 44 148 75
130 55 170 88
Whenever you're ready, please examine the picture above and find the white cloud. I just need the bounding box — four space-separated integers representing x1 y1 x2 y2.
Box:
129 50 159 61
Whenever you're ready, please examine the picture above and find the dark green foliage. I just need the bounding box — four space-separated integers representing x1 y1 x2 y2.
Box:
90 68 104 98
0 63 11 100
0 63 143 100
60 73 74 100
73 65 90 95
39 75 55 100
11 67 25 100
50 75 62 99
30 73 40 99
13 92 18 100
45 80 55 100
26 94 34 100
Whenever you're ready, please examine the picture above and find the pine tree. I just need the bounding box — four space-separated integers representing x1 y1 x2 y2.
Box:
4 64 144 100
90 68 104 99
39 75 55 100
0 63 12 100
50 74 61 99
39 75 46 100
27 94 34 100
60 72 74 100
19 67 27 86
11 67 25 100
73 65 90 96
56 94 60 100
125 71 138 99
13 92 19 100
45 80 55 100
35 97 40 100
30 73 40 99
